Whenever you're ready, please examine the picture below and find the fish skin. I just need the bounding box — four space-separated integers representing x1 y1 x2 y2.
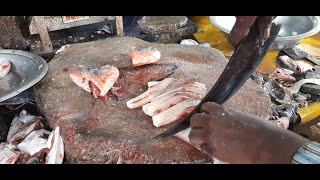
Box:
131 47 161 67
126 78 174 109
69 65 119 98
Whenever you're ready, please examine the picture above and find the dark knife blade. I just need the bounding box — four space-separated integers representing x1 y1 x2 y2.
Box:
154 16 281 140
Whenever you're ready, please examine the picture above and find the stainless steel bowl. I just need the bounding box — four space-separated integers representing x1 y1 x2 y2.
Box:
0 50 48 102
209 16 320 50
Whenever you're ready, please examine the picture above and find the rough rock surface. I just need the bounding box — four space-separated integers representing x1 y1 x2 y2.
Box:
0 16 30 50
138 20 197 44
34 37 272 164
138 16 188 35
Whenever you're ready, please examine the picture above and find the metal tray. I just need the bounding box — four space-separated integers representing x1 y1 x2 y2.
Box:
0 49 48 102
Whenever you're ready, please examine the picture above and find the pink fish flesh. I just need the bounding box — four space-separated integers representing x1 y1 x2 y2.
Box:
0 60 11 79
69 64 119 98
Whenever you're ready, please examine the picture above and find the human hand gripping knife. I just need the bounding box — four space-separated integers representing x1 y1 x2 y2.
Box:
154 16 282 140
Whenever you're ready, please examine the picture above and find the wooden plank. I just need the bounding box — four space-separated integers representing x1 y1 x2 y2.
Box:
33 16 53 53
115 16 124 36
29 16 116 35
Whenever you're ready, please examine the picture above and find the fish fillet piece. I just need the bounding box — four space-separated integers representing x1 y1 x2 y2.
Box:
143 91 203 116
131 47 161 67
126 78 174 109
152 99 201 127
9 120 43 144
69 64 120 98
0 60 11 79
46 127 64 164
7 110 43 142
150 82 207 102
144 95 191 116
17 129 51 156
0 143 20 164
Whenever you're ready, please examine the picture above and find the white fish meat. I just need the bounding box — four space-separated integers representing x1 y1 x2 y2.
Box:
150 81 207 102
142 91 202 116
126 78 174 109
147 81 159 88
152 99 201 127
150 83 207 103
129 79 206 127
17 129 51 156
9 120 43 144
0 60 11 79
295 60 314 72
180 39 199 45
143 95 191 116
174 127 192 144
7 110 43 142
0 143 20 164
46 127 64 164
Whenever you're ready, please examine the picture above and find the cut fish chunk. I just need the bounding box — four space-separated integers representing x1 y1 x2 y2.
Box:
152 99 201 127
0 60 11 79
0 143 20 164
7 110 43 143
17 129 51 156
150 85 207 103
9 120 43 144
131 47 161 67
126 78 174 109
143 92 202 116
69 64 119 98
46 127 64 164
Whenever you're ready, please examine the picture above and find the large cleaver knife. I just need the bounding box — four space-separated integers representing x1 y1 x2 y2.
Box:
154 16 281 140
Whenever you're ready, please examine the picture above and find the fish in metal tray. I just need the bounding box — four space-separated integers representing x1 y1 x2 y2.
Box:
0 60 11 79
